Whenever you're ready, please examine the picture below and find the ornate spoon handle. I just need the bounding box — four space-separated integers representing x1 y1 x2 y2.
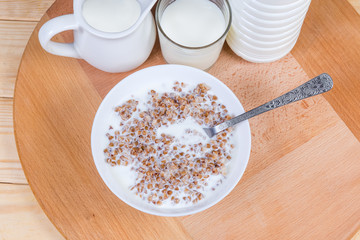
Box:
206 73 333 137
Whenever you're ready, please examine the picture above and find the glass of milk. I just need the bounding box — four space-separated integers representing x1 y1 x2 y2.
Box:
155 0 232 71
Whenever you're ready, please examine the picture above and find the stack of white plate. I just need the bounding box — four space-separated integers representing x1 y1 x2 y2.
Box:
227 0 311 63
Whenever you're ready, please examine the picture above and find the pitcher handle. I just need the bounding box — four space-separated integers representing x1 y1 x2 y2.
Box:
39 14 81 59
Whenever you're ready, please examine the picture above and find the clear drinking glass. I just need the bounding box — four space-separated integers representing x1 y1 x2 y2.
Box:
155 0 232 71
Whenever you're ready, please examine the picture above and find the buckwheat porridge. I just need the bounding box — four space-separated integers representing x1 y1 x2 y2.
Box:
103 81 237 207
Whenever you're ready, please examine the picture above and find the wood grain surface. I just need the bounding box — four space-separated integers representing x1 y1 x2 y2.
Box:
1 0 360 239
0 20 37 98
292 0 360 141
0 0 54 21
0 1 66 239
0 184 63 239
347 0 360 14
11 0 360 239
0 98 26 184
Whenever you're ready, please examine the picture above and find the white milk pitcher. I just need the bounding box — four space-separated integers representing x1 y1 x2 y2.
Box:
39 0 156 73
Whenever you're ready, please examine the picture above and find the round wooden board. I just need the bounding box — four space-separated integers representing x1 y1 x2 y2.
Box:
14 0 360 239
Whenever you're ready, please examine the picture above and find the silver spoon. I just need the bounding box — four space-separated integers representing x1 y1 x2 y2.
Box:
203 73 333 138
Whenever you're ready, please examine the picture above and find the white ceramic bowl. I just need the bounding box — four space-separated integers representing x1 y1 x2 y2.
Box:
239 6 308 28
228 25 301 48
230 20 301 42
227 29 300 54
252 0 309 10
226 32 299 62
230 0 309 14
233 12 306 35
242 0 310 21
91 65 251 216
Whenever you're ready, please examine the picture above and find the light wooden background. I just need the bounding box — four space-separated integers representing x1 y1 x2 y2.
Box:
0 0 360 239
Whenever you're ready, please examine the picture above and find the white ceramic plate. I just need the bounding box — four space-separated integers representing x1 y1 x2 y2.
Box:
91 64 251 216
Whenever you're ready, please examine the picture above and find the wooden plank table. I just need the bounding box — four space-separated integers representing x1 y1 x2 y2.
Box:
1 0 360 239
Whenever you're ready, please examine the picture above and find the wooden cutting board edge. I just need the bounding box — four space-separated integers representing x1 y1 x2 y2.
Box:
12 7 67 240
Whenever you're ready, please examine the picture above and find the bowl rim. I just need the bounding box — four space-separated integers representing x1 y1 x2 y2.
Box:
91 64 251 216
